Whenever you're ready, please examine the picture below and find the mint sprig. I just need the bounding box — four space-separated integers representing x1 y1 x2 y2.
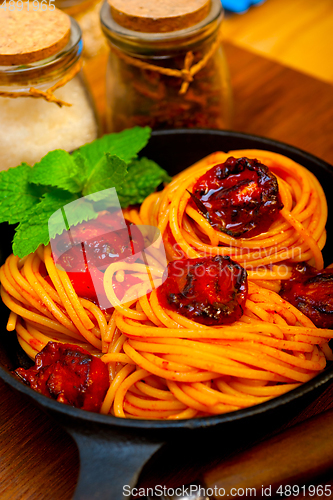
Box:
0 127 170 258
29 126 151 197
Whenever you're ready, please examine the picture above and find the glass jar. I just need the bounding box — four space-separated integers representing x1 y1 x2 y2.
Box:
55 0 107 59
0 12 99 171
100 0 232 132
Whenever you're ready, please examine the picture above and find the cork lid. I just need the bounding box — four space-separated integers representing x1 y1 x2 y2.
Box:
108 0 211 33
0 4 71 65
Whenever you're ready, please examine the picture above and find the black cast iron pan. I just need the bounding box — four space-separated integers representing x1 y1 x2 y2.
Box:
1 130 333 500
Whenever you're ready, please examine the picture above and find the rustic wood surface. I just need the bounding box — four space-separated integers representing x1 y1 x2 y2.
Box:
222 0 333 84
1 40 333 500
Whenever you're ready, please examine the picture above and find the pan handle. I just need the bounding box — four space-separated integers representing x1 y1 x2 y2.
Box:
201 408 333 498
67 426 165 500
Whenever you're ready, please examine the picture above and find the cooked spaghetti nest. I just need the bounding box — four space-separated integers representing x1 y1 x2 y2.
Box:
1 245 332 419
133 149 327 275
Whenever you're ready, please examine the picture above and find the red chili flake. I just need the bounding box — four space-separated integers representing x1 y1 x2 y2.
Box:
108 41 229 132
157 255 248 326
15 342 109 412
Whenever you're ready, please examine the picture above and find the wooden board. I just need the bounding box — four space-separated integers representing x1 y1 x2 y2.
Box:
222 0 333 84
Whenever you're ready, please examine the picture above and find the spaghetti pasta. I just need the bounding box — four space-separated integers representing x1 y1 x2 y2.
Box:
1 149 332 419
1 242 332 419
136 150 327 277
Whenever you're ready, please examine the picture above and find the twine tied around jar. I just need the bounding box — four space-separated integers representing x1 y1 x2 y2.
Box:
110 27 224 95
0 60 82 107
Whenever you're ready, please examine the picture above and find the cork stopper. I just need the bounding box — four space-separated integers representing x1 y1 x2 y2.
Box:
0 4 71 65
108 0 211 33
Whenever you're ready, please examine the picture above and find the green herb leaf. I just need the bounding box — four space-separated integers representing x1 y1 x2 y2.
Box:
72 127 151 176
0 127 170 258
13 190 79 257
56 195 99 234
0 163 48 224
29 150 84 194
73 151 88 182
117 157 171 208
82 154 128 198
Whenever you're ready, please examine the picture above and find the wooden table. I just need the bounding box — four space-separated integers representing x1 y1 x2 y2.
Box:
1 42 333 500
222 0 333 85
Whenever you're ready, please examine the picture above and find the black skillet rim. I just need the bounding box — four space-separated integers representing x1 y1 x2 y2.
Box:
1 128 333 431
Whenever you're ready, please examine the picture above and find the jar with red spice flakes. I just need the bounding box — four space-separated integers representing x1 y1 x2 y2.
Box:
100 0 232 131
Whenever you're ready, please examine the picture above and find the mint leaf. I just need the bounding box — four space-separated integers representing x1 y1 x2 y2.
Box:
82 154 127 198
13 190 79 257
118 157 171 208
29 150 84 194
1 126 164 257
50 196 99 238
0 163 47 224
73 151 88 182
72 127 151 177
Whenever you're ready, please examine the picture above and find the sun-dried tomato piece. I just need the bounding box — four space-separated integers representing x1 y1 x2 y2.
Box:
49 213 145 312
280 264 333 329
15 342 109 412
157 255 248 326
190 157 283 238
53 214 144 272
